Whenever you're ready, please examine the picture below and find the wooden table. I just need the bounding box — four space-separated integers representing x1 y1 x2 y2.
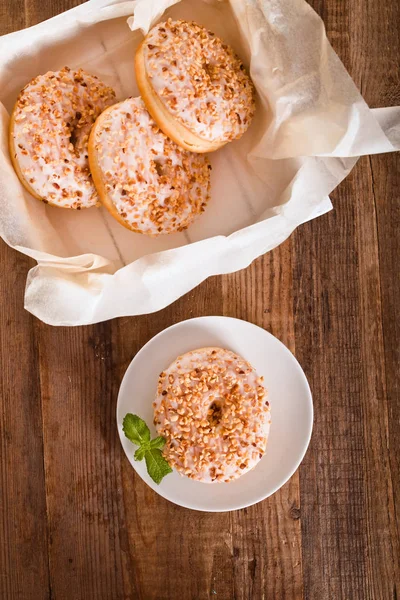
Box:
1 1 399 598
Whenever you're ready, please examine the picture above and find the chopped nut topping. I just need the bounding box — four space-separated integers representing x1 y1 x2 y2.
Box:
11 67 115 208
92 97 211 235
143 19 255 143
154 347 270 483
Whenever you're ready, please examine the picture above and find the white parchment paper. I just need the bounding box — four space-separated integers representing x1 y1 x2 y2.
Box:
0 0 398 325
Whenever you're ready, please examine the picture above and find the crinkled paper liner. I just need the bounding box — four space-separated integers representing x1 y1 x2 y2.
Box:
0 0 398 325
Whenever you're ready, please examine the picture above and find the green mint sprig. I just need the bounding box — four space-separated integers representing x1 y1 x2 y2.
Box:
122 414 173 484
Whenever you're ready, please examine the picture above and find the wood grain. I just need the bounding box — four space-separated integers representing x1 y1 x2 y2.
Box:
36 322 128 599
0 0 399 599
0 247 49 600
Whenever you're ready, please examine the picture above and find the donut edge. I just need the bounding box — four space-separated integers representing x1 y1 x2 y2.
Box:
88 103 144 233
155 346 270 484
9 99 99 210
135 41 225 154
89 99 213 236
159 346 263 384
9 105 47 203
162 347 237 372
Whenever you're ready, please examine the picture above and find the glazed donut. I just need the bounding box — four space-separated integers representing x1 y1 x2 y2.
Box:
135 19 256 153
154 347 271 483
88 97 211 235
9 67 116 209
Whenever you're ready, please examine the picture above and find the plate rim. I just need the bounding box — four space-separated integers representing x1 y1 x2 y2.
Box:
116 315 313 512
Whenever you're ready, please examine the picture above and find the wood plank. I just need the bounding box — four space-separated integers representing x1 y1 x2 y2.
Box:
355 1 400 594
370 153 400 590
0 0 25 33
24 0 82 26
0 242 49 600
355 157 400 599
36 321 129 599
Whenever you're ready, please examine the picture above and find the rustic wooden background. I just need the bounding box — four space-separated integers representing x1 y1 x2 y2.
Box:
0 1 399 598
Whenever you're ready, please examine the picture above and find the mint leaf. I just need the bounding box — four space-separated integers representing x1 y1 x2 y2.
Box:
122 414 172 484
134 446 147 461
149 436 166 450
145 448 173 485
122 414 151 446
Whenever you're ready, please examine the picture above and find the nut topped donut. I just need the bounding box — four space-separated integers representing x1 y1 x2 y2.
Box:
154 347 271 483
135 19 256 153
88 97 211 235
9 67 116 209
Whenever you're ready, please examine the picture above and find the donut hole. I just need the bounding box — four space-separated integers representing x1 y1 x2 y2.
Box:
153 160 164 177
207 400 223 427
68 111 84 151
69 127 78 147
202 62 215 79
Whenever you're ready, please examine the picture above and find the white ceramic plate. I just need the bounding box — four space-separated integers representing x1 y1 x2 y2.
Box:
117 316 313 512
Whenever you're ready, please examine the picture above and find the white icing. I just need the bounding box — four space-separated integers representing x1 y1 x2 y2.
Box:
93 97 211 235
11 68 116 209
143 20 255 143
154 347 271 483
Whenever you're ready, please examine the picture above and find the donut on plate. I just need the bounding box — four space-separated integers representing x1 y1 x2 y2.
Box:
88 97 211 235
154 347 271 483
9 67 116 209
135 19 256 153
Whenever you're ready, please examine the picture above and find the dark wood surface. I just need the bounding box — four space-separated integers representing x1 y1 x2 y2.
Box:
0 1 399 598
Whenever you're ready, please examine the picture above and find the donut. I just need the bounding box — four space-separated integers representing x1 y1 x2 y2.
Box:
153 347 271 483
9 67 116 209
135 19 256 153
88 97 211 235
